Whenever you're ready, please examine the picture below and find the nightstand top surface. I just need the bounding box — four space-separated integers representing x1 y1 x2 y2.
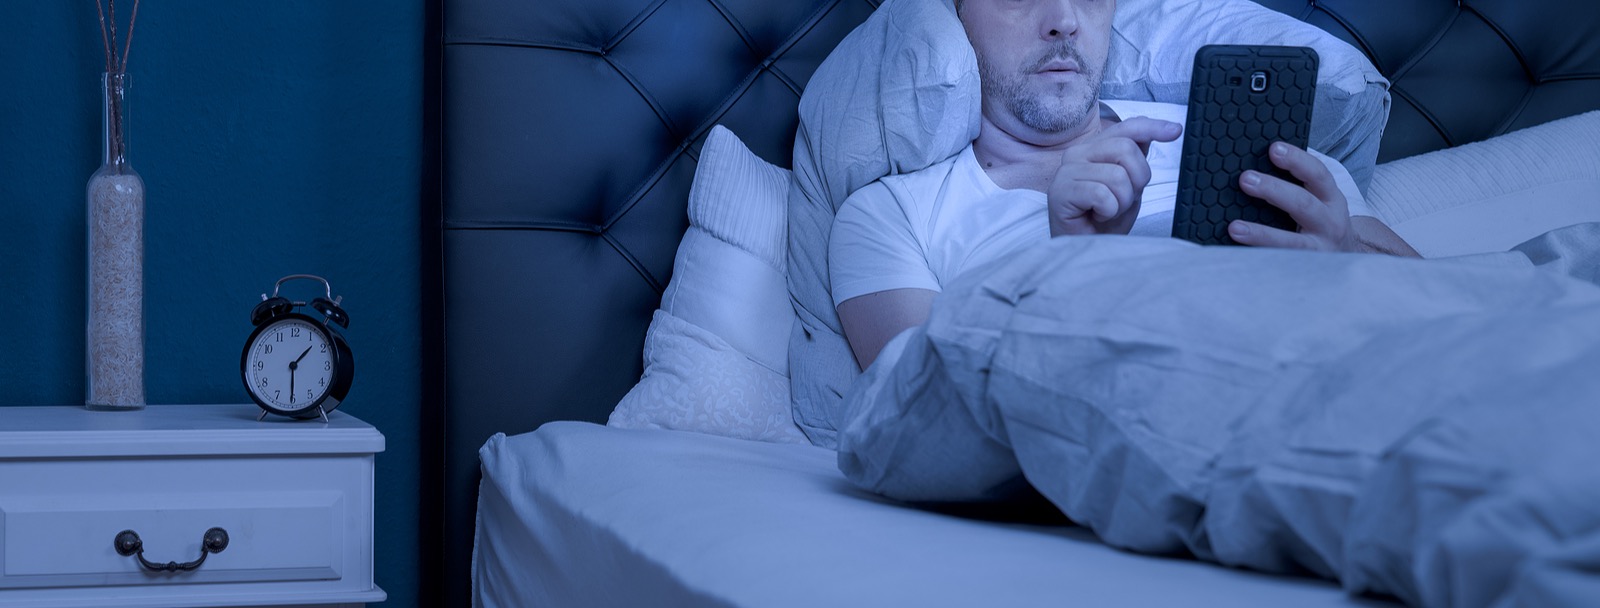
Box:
0 404 384 458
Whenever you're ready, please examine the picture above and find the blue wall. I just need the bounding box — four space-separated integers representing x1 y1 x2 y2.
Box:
0 2 424 605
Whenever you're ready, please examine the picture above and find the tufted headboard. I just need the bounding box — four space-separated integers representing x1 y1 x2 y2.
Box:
1252 0 1600 162
434 0 881 601
428 0 1600 603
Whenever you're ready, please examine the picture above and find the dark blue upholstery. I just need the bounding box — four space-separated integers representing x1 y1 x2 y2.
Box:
433 0 1600 602
1252 0 1600 161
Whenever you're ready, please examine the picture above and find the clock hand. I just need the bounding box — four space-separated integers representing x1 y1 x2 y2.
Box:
288 346 311 405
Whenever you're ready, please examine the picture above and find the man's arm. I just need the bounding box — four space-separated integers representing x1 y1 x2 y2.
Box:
1351 216 1420 257
836 120 1181 371
837 288 939 371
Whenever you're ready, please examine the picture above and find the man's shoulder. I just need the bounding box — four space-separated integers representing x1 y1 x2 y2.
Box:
880 144 971 189
843 145 973 209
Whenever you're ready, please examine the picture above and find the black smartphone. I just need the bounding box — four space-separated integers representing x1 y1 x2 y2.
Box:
1171 45 1319 246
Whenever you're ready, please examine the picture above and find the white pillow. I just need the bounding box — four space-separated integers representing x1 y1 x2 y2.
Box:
609 126 808 444
787 0 1388 449
1105 0 1390 189
608 310 806 444
662 127 793 376
1367 110 1600 259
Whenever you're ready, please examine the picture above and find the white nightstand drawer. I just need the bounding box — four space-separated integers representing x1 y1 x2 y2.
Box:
2 491 343 586
0 455 370 591
0 406 384 608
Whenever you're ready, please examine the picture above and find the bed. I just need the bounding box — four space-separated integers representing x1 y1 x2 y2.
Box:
473 422 1399 606
436 0 1600 605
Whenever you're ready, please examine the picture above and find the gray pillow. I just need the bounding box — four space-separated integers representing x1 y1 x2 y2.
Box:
787 0 977 448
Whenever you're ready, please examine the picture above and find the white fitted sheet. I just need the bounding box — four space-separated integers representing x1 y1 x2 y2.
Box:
473 422 1392 607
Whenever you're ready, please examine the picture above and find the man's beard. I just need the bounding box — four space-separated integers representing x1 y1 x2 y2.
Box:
979 42 1105 134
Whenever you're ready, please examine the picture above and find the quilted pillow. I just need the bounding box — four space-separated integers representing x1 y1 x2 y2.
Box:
1365 110 1600 259
787 0 1389 449
609 126 808 445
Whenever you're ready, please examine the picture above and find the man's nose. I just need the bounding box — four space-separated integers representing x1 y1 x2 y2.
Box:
1040 0 1082 40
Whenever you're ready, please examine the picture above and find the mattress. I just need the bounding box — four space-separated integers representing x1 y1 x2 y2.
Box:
473 421 1394 607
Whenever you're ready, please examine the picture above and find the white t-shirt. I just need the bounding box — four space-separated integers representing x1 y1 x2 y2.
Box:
829 99 1374 305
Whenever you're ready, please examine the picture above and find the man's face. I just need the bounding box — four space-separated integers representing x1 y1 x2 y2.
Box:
958 0 1115 139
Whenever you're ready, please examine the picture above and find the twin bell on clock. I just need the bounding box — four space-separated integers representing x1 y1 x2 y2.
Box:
241 274 354 422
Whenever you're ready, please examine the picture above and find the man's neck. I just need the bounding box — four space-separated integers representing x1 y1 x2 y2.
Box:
972 102 1114 193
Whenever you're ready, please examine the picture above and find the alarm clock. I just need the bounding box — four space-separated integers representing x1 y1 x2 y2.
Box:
241 274 354 422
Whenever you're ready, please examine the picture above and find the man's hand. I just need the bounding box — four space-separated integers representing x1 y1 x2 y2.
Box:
1047 117 1182 237
1229 141 1359 252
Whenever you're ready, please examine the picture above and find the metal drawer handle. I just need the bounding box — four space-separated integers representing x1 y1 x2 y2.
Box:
114 527 229 572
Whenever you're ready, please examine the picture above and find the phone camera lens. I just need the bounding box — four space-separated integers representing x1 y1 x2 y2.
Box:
1250 72 1269 92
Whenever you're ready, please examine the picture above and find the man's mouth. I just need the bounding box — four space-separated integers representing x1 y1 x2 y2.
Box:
1037 60 1080 74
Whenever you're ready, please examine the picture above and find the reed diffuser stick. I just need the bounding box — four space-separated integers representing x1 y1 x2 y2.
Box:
94 0 141 75
120 0 140 73
108 0 118 67
94 0 113 74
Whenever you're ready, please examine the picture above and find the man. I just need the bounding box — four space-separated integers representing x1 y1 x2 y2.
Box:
830 0 1419 370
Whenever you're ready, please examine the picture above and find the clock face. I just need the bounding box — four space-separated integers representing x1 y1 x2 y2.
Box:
244 317 336 412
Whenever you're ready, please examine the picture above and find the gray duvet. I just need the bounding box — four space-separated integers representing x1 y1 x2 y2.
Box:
837 225 1600 607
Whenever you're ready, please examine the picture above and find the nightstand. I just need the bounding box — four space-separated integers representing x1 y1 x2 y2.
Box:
0 404 386 608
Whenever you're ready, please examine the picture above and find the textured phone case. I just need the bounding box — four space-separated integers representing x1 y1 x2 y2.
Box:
1172 45 1319 246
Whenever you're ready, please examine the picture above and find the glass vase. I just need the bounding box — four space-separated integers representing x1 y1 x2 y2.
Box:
85 71 146 410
